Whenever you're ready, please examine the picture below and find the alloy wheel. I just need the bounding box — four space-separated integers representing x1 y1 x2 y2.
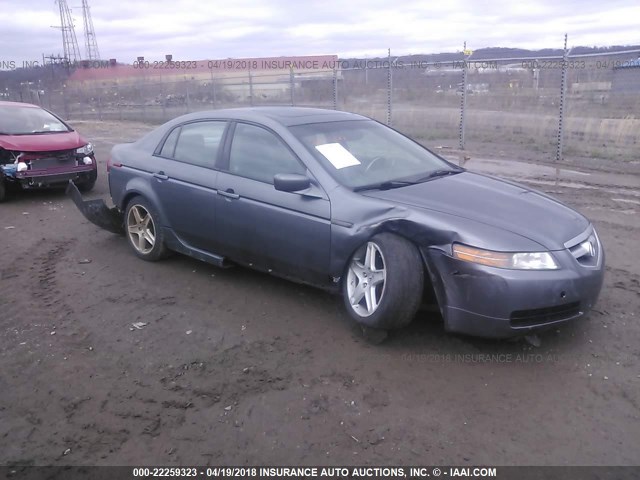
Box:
127 205 156 254
346 241 387 317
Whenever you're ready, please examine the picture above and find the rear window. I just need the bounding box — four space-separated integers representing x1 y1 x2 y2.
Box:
0 105 71 135
159 121 226 168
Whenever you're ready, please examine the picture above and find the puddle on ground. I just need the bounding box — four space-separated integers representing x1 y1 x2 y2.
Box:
517 178 640 198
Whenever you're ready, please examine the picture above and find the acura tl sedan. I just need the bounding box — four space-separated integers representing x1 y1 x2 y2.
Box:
68 107 604 338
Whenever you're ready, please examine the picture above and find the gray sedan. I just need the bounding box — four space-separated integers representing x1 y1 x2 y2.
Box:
69 107 604 338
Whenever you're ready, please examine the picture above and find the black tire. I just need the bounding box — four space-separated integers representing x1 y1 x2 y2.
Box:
77 179 96 192
0 179 6 203
77 171 97 192
342 233 424 330
124 196 169 261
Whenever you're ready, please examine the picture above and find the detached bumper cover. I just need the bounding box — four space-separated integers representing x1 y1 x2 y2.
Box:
426 247 605 338
66 181 124 234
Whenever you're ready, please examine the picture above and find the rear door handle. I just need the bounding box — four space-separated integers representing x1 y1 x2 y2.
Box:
218 188 240 200
153 171 169 180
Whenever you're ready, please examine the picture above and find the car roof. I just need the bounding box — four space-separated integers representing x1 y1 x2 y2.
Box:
176 107 368 127
0 100 40 109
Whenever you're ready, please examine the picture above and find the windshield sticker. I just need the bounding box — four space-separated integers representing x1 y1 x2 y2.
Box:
315 143 361 169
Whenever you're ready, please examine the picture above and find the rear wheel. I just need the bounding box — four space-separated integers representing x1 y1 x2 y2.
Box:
342 233 424 330
0 178 6 202
125 196 169 261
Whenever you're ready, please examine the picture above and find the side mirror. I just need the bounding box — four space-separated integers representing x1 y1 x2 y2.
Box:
274 173 311 192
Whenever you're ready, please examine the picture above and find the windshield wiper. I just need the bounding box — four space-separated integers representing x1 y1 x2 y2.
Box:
353 169 463 192
420 169 462 180
353 180 418 192
398 169 463 184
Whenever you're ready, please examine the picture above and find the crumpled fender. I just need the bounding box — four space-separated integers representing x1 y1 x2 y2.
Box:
66 180 124 234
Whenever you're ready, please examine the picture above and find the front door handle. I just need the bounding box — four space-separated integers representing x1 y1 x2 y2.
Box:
153 171 169 180
218 188 240 200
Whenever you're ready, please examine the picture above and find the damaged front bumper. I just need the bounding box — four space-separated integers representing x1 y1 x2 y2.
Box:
1 154 97 189
426 248 605 338
14 167 96 189
66 181 124 234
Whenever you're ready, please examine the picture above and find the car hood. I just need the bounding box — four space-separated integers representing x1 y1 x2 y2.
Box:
0 131 85 152
362 171 588 250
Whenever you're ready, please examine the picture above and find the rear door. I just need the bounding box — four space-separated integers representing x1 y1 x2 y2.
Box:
151 120 227 251
215 122 331 284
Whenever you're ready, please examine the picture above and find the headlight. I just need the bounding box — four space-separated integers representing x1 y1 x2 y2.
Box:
452 243 559 270
76 143 93 155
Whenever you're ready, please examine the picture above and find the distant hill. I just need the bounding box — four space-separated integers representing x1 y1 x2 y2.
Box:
339 45 640 66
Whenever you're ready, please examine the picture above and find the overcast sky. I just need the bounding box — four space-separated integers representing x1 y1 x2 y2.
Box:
1 0 639 65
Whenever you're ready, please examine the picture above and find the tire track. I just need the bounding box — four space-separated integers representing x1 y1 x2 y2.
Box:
0 239 77 354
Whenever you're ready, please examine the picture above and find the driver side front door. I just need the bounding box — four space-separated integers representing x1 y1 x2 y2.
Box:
215 122 331 285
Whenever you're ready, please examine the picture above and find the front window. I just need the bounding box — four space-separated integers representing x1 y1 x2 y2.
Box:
290 119 458 189
0 105 71 135
228 123 306 184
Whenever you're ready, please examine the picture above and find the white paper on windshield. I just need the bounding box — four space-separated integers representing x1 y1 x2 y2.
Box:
315 143 361 169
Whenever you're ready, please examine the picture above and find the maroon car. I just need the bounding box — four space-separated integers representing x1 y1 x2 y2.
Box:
0 101 97 202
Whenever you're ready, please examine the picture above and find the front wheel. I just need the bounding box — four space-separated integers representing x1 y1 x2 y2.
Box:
125 196 169 261
77 171 97 192
342 233 424 330
78 179 96 192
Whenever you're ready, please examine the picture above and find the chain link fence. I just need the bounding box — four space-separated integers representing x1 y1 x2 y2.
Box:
5 46 640 172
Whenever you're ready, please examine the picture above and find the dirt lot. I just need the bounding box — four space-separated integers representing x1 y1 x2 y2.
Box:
1 120 639 467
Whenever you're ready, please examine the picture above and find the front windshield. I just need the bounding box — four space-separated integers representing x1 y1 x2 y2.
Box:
290 119 457 189
0 105 71 135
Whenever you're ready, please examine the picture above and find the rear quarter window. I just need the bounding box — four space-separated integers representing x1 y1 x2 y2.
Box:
159 127 180 158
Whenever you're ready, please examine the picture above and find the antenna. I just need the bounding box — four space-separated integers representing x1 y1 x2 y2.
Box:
81 0 100 60
53 0 81 63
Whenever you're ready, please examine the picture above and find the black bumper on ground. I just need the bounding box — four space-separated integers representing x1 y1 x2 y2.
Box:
66 181 124 234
